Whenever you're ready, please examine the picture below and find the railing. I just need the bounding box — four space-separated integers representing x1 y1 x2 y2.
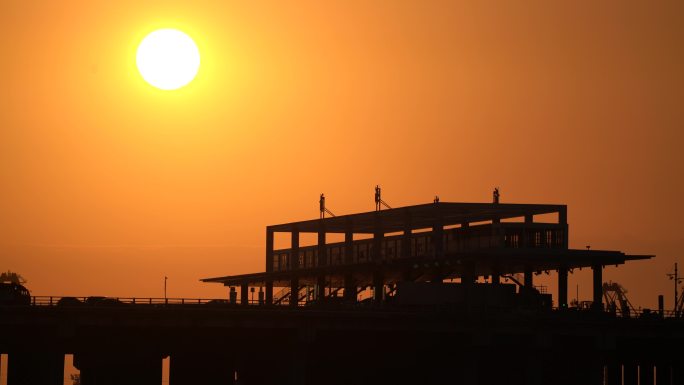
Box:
14 296 684 319
29 296 263 307
272 223 567 272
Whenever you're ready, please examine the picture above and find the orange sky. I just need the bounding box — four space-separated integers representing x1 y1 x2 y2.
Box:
1 1 682 309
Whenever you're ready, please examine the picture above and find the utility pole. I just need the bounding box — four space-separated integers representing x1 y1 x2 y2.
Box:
164 276 168 300
667 263 683 317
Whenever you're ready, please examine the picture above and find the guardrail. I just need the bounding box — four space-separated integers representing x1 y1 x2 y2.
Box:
21 296 684 319
29 296 268 307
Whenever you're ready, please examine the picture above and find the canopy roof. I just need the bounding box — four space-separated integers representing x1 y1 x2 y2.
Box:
202 249 652 287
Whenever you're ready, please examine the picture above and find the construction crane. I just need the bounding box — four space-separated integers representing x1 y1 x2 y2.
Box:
602 281 636 318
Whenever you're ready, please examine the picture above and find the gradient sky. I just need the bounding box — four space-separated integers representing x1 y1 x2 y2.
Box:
1 1 682 309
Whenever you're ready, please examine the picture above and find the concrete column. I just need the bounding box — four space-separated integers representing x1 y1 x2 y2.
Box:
265 280 273 305
170 353 234 385
266 228 274 272
373 271 384 303
605 361 622 385
75 352 162 385
432 221 443 258
674 359 684 385
8 353 63 385
623 361 638 385
558 266 568 309
291 230 299 270
525 354 542 385
490 268 500 285
402 219 412 258
316 275 326 302
655 362 671 385
344 230 356 302
640 362 654 385
344 273 355 302
317 227 327 267
241 283 249 306
461 262 476 285
373 231 382 262
290 277 299 307
559 207 569 249
592 264 603 311
344 230 353 265
524 266 534 289
523 215 533 247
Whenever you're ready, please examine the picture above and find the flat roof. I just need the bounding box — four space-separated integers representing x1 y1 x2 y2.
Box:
268 202 566 233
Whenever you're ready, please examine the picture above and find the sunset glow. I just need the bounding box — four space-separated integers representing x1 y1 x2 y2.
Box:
1 0 682 310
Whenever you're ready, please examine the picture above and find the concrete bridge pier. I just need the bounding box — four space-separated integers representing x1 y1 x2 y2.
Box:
7 352 63 385
74 352 162 385
672 358 684 385
605 359 622 385
623 361 638 385
639 361 655 385
655 361 672 385
170 352 235 385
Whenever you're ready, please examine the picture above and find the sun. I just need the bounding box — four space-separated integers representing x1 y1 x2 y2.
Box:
136 29 200 90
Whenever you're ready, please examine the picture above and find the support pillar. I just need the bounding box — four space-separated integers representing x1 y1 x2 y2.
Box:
674 359 684 385
605 360 622 385
524 354 542 385
461 262 476 285
558 266 568 309
655 362 671 385
344 229 356 302
344 273 355 302
592 264 603 311
290 277 299 307
317 228 327 267
344 230 353 265
265 228 274 272
559 207 568 249
401 220 412 258
240 283 249 306
265 280 273 305
372 231 382 262
373 271 384 304
8 352 63 385
639 362 654 385
316 275 326 302
490 268 500 285
623 361 638 385
524 266 534 289
265 229 274 305
432 220 443 258
291 230 300 270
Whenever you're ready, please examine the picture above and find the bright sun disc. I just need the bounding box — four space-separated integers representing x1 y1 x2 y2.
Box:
136 29 200 90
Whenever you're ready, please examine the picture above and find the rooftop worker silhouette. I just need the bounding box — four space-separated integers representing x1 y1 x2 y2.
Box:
434 195 439 204
493 188 500 204
375 185 381 211
320 193 325 218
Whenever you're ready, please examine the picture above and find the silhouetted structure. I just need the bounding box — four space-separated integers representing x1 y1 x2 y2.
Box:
4 199 684 385
202 200 649 312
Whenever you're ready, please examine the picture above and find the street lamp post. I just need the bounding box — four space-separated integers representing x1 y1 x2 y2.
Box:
164 276 168 301
667 263 683 317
